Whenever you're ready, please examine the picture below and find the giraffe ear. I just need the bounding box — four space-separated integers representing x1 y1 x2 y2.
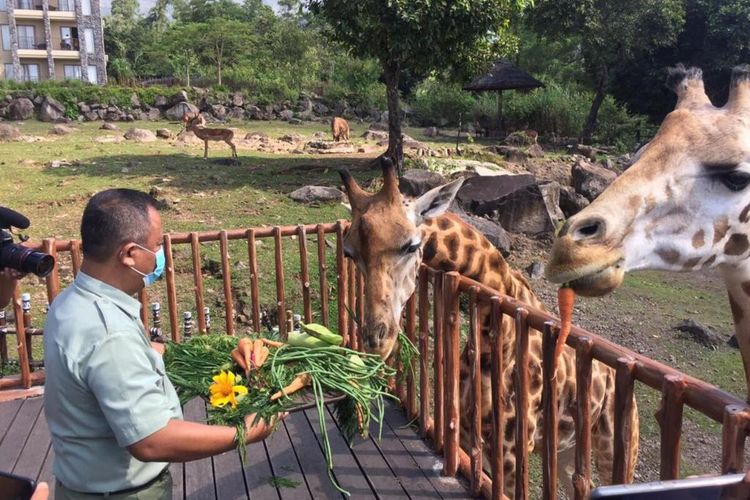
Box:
412 178 464 224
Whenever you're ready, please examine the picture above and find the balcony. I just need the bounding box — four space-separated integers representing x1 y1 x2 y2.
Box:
12 0 75 19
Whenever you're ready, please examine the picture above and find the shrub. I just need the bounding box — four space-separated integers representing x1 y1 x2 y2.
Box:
411 77 475 126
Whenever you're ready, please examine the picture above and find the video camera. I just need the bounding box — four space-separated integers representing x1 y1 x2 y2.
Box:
0 206 54 278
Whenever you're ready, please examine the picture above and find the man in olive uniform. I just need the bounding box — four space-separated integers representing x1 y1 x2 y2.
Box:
44 189 281 499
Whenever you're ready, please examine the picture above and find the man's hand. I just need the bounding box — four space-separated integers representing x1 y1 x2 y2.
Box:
150 341 165 356
244 412 287 444
31 481 49 500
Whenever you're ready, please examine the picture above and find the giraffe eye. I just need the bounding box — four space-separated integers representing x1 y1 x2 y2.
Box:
401 242 421 254
717 171 750 192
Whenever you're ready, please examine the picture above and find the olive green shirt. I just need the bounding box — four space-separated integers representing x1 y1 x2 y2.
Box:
44 272 182 494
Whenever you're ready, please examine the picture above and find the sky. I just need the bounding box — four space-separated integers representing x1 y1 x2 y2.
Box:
99 0 280 16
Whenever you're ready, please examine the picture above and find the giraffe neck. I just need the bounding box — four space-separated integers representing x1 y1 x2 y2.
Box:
421 213 544 311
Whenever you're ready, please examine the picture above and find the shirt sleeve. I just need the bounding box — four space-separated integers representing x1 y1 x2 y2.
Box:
84 332 174 447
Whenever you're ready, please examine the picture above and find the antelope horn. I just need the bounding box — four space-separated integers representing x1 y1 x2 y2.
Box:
338 168 369 208
665 64 712 110
380 156 399 201
727 64 750 115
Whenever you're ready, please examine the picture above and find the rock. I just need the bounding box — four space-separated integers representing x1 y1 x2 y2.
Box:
558 186 590 218
7 98 34 120
279 133 303 144
289 118 303 125
147 108 162 121
399 170 445 197
78 103 91 113
362 130 389 141
84 111 99 121
156 128 172 139
154 95 168 107
0 123 20 141
456 174 556 234
170 90 189 106
673 319 724 348
39 96 66 122
227 107 245 120
423 126 439 137
289 186 345 204
538 181 565 224
313 102 329 115
245 105 263 120
124 128 157 142
571 159 617 202
165 102 199 121
130 93 141 109
402 134 427 149
304 141 356 154
492 145 528 163
50 124 76 135
451 206 511 256
728 334 739 349
527 143 544 158
425 158 519 178
231 93 244 107
245 131 269 141
279 109 294 121
525 261 545 279
100 122 119 131
369 122 389 131
210 104 227 120
575 144 598 162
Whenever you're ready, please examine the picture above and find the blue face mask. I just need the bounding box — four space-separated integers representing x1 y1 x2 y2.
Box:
129 243 165 287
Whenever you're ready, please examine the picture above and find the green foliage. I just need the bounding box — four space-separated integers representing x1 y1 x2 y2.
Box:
411 77 475 126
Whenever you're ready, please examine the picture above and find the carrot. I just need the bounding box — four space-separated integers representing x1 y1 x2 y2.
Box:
556 285 576 362
231 349 247 374
237 338 253 372
252 339 263 369
261 338 284 348
270 373 312 401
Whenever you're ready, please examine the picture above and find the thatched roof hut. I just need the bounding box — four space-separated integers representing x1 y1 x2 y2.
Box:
463 60 544 134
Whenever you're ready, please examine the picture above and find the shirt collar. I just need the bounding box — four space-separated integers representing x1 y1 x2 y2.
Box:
74 271 142 319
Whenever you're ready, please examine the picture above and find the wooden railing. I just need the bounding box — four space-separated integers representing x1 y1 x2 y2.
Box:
2 221 749 499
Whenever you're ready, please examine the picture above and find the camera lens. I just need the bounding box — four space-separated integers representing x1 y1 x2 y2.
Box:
0 244 55 278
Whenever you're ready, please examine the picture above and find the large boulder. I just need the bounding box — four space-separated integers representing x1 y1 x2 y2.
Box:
454 210 511 256
165 102 199 121
124 127 157 142
49 124 76 135
289 186 345 204
538 181 565 224
7 98 34 120
156 128 172 139
558 185 590 218
210 104 227 120
39 96 66 122
130 93 141 109
571 159 617 202
170 90 189 106
362 130 389 141
399 170 445 197
231 93 244 107
227 107 245 120
456 174 556 234
279 109 294 121
100 122 119 131
0 123 20 141
154 95 168 108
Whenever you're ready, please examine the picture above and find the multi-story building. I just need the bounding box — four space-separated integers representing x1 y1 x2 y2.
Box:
0 0 106 84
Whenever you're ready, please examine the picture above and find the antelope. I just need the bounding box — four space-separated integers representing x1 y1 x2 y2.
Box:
183 113 238 160
331 116 350 142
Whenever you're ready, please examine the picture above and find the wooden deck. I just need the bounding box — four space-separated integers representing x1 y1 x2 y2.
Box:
0 395 472 499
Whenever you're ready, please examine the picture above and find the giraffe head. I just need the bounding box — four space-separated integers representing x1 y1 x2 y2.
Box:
546 65 750 296
340 159 463 359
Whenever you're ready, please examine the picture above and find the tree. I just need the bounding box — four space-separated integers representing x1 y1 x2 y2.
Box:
308 0 529 171
194 18 253 86
531 0 684 144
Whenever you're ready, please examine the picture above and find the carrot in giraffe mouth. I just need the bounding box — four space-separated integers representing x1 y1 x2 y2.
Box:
556 285 576 363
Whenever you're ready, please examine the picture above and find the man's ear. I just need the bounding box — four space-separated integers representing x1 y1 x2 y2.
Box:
412 178 464 225
118 243 137 267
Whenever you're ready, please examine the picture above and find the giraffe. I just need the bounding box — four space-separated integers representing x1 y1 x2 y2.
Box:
339 160 639 495
545 64 750 403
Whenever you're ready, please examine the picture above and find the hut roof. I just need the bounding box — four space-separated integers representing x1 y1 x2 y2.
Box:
463 60 545 92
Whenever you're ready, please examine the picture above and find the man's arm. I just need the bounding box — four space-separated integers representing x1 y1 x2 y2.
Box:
127 413 280 463
0 268 24 309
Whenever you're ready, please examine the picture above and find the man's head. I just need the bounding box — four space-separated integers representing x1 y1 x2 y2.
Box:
81 189 163 293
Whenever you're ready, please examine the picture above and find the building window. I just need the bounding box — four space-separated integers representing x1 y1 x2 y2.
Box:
81 0 90 15
86 64 96 84
16 25 36 49
58 0 74 11
0 0 6 12
1 26 10 51
84 28 94 54
60 26 78 50
63 64 81 79
4 63 13 79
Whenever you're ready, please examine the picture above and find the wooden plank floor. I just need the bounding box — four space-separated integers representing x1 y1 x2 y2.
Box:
0 396 471 499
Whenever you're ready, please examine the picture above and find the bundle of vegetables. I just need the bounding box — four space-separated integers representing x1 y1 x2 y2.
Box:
163 323 397 496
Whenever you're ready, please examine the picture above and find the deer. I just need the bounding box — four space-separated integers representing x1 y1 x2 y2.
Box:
182 112 238 160
331 116 350 142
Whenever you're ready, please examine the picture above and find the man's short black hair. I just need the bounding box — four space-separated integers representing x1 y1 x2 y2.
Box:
81 189 159 263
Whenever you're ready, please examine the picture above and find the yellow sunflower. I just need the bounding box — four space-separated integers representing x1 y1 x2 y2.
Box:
209 370 248 408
